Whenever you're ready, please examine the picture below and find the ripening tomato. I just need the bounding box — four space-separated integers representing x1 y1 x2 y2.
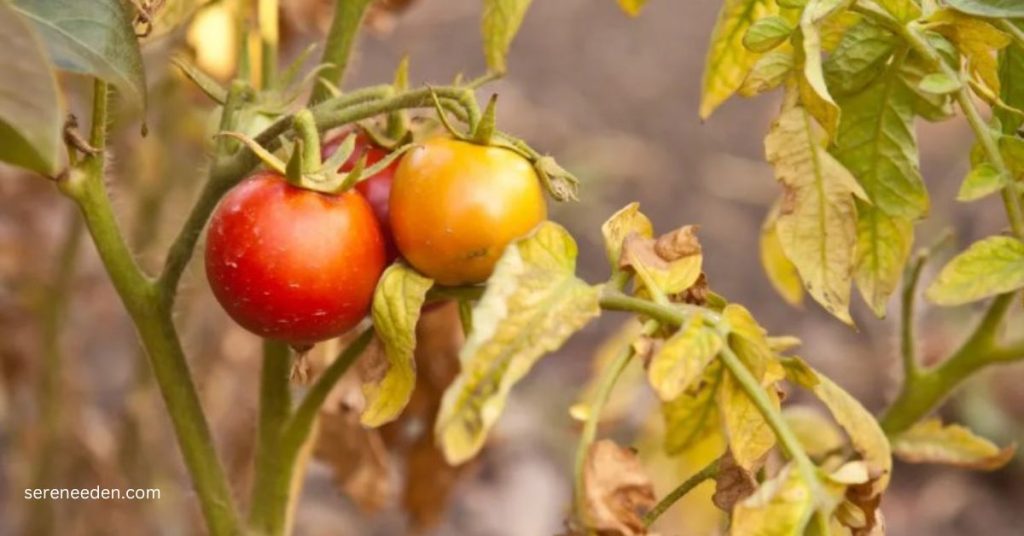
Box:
323 130 400 262
205 172 386 345
390 137 547 286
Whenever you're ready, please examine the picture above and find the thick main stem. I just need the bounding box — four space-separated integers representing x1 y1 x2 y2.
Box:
309 0 375 104
249 340 293 535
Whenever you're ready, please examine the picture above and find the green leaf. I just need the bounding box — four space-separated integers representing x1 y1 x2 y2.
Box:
892 418 1016 470
617 0 648 17
481 0 533 74
918 72 963 94
648 312 724 401
823 20 897 96
0 2 61 175
743 16 793 53
926 236 1024 306
740 48 795 97
13 0 146 110
1002 134 1024 179
663 363 724 456
730 464 815 534
832 57 929 220
946 0 1024 18
957 162 1008 201
361 264 433 427
875 0 922 22
765 106 865 325
436 222 600 464
601 202 653 270
854 203 914 317
760 202 805 306
700 0 778 119
997 22 1024 132
719 362 779 470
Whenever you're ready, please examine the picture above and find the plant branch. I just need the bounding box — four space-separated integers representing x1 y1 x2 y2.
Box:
309 0 375 104
249 339 293 535
900 252 926 381
642 458 719 527
259 0 279 89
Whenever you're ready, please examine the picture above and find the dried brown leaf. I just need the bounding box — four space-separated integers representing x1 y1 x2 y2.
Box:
583 440 656 536
712 453 757 512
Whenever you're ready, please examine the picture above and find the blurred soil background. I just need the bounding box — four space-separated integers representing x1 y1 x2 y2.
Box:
2 0 1024 534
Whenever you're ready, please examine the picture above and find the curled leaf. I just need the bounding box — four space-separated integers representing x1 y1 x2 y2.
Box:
892 418 1016 470
712 453 757 512
621 226 704 298
582 440 656 536
602 202 654 271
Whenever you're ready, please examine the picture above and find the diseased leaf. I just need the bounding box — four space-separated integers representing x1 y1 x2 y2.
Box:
854 203 914 317
765 106 865 325
818 10 861 53
926 236 1024 306
957 162 1008 201
823 20 896 96
723 304 784 382
799 0 851 137
876 0 922 22
784 406 845 459
946 0 1024 18
582 440 656 536
730 464 815 535
743 16 793 53
617 0 649 17
12 0 146 110
0 2 62 175
741 48 795 96
602 202 654 269
933 9 1011 94
760 202 805 306
663 363 724 456
892 418 1016 470
718 364 778 470
997 22 1024 132
621 226 704 297
481 0 533 73
712 452 758 512
435 222 600 464
701 0 778 119
648 312 723 401
363 264 433 427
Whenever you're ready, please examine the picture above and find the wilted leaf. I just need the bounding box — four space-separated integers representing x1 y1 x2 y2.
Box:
436 222 601 464
892 418 1016 470
362 264 433 427
712 453 757 512
602 202 654 270
823 20 896 96
663 364 724 456
700 0 778 119
932 9 1011 94
617 0 648 17
730 464 815 535
761 202 805 306
784 406 845 459
765 106 865 325
926 236 1024 306
719 365 778 470
743 16 792 53
946 0 1024 18
621 226 703 297
13 0 147 110
854 204 914 317
957 162 1007 201
582 440 656 536
0 2 61 175
481 0 533 73
740 48 795 97
648 312 723 401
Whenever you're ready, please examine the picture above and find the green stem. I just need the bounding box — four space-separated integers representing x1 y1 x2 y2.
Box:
59 80 239 536
309 0 375 104
249 339 293 535
293 109 322 174
900 252 926 381
259 0 278 89
642 459 719 528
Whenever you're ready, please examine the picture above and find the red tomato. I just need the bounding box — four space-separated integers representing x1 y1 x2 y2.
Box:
323 130 400 262
205 172 386 345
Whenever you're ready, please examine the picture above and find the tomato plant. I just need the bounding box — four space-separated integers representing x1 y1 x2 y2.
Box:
205 171 385 346
4 0 1024 535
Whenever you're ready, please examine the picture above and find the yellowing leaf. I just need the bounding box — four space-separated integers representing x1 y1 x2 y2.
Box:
719 365 779 470
701 0 778 119
947 0 1024 19
811 373 892 495
823 20 896 96
784 406 845 459
723 304 785 383
892 418 1016 470
933 9 1012 94
663 364 724 456
481 0 533 73
617 0 648 17
799 0 850 138
363 264 433 427
957 162 1008 201
761 202 805 306
621 226 704 297
926 236 1024 306
854 204 914 318
765 106 865 325
648 312 724 401
744 16 793 53
740 48 795 97
435 222 601 464
876 0 922 22
730 464 815 535
602 202 654 269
